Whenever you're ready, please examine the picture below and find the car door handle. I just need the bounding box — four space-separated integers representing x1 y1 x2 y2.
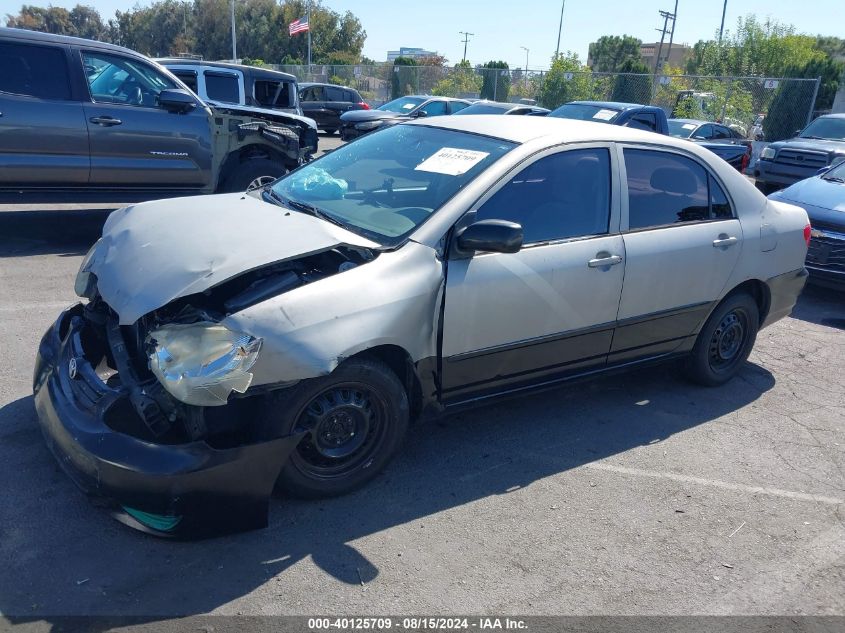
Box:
89 116 122 126
588 253 623 268
712 235 738 248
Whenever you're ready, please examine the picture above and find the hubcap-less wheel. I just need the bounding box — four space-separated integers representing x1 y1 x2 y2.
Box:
292 384 388 480
246 175 277 191
708 309 747 372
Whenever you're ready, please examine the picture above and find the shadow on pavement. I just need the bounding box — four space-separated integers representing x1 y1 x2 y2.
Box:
790 283 845 330
0 360 775 625
0 209 113 258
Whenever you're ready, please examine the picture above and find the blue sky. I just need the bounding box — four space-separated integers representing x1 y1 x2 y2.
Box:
3 0 841 69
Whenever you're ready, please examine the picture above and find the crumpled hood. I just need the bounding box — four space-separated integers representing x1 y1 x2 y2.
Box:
89 193 378 325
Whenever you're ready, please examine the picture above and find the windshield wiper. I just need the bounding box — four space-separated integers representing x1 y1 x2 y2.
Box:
823 176 845 183
265 190 348 229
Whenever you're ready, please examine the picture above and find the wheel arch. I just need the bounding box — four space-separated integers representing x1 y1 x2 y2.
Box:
348 345 424 423
217 144 289 191
722 278 771 327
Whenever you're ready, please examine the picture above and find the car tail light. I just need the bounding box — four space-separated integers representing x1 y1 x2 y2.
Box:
803 224 812 246
740 143 751 172
357 101 370 110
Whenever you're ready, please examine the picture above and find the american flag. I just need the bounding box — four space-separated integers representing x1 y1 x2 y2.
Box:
289 17 309 35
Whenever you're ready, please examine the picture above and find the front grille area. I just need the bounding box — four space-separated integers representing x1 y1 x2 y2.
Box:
807 231 845 272
774 149 828 169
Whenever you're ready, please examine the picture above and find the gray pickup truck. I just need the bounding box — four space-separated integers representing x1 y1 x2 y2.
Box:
0 28 318 202
753 114 845 193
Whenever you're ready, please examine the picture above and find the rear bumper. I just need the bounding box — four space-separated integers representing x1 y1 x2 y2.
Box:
33 305 303 538
762 267 809 328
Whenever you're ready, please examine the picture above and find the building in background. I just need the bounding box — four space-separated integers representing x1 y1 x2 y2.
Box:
639 42 691 70
387 47 438 61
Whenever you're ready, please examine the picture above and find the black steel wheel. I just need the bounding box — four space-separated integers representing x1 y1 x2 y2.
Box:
261 358 409 498
684 293 759 386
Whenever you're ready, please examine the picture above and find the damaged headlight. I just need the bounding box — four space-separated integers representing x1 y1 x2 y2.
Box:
74 239 101 299
147 322 262 407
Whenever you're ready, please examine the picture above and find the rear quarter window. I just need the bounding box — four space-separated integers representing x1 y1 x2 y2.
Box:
0 42 71 100
204 71 240 103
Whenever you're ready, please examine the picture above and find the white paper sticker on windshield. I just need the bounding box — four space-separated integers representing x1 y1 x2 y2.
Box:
682 123 697 130
593 109 617 121
402 103 416 109
415 148 490 176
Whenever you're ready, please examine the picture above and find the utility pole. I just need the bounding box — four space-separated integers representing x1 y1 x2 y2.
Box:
555 0 566 59
459 31 474 63
665 0 678 68
520 46 529 90
653 11 671 75
719 0 728 43
230 0 236 62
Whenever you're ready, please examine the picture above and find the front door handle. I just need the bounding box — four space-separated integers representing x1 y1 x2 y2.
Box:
588 253 623 268
89 116 122 126
712 234 738 248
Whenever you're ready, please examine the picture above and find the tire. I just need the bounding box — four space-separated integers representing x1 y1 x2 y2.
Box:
322 128 337 135
755 180 778 195
261 358 409 499
220 158 285 193
684 293 760 387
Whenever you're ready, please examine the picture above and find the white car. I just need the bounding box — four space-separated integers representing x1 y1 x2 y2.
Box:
34 116 811 537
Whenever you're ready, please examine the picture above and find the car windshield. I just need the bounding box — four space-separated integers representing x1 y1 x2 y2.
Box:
378 96 425 113
800 117 845 141
823 160 845 181
668 120 698 138
455 103 511 115
269 125 516 245
548 103 621 123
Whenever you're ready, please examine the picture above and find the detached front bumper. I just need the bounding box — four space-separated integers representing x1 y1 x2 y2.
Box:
32 305 303 538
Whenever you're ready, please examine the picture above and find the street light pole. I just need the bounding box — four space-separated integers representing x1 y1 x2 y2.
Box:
719 0 728 43
520 46 529 90
555 0 566 59
230 0 236 62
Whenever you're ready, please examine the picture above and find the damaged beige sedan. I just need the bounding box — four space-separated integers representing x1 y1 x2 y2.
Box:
34 116 810 537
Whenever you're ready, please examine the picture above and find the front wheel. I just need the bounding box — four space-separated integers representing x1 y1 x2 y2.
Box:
261 358 410 499
220 158 286 193
684 293 759 387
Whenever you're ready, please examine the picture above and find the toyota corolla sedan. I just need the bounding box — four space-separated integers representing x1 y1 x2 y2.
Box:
34 116 810 537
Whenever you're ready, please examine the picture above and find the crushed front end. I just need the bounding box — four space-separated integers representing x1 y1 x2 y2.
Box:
32 301 304 538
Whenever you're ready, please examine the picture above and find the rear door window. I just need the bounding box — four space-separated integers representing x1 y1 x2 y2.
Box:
204 71 240 103
325 86 346 102
0 42 71 100
623 148 732 230
255 79 294 108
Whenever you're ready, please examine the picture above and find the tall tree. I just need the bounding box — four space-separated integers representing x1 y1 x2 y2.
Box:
588 35 643 72
479 60 509 101
610 58 651 104
537 52 590 109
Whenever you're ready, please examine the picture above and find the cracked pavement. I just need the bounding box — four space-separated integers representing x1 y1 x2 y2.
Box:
0 200 843 622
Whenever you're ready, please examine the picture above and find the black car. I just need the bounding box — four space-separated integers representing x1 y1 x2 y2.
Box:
454 100 549 116
298 82 369 134
339 95 471 141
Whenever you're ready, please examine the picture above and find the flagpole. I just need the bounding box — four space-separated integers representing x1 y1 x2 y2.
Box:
306 0 311 73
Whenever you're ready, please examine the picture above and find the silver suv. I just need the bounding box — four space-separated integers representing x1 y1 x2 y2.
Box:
34 116 810 537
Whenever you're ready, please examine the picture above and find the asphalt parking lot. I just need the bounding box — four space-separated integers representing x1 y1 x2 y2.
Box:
0 142 843 622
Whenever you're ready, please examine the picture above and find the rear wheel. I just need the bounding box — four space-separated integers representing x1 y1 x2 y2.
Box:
261 358 409 499
220 158 285 193
684 293 759 386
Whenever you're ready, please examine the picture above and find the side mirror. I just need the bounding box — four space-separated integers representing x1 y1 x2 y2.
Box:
411 109 428 118
456 219 523 254
794 129 803 137
159 88 197 113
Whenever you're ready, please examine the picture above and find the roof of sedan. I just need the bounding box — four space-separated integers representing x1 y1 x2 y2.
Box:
411 114 683 146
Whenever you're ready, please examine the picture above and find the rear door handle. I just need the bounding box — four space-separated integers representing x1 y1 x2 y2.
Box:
588 253 623 268
712 235 738 248
89 116 122 126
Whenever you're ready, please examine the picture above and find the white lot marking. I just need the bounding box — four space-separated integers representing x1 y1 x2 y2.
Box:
586 462 845 506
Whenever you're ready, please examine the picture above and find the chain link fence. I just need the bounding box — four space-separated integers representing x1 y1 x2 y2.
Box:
272 64 820 143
